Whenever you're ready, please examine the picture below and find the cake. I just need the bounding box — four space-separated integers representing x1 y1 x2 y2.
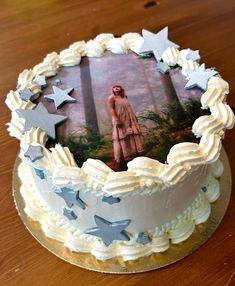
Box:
6 27 234 261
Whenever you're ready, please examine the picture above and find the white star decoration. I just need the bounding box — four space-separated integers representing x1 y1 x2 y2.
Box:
44 86 76 109
185 64 218 91
139 27 179 61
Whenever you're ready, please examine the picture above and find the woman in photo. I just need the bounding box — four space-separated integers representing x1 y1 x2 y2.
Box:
108 85 145 169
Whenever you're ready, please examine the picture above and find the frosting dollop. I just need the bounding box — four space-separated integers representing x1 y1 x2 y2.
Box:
85 40 104 57
59 48 81 66
106 38 128 54
162 47 179 66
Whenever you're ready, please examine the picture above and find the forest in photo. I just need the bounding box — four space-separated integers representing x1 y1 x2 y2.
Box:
42 52 209 171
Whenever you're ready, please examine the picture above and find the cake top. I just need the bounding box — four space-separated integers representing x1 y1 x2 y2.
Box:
6 27 234 196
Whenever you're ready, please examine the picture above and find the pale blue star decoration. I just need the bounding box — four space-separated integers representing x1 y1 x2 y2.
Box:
55 187 86 209
24 145 44 162
85 215 131 246
19 89 39 101
16 103 67 139
136 232 152 245
185 64 218 91
102 195 121 205
44 86 76 109
186 49 200 61
34 75 47 88
63 208 77 220
139 26 179 61
156 61 171 74
34 168 45 180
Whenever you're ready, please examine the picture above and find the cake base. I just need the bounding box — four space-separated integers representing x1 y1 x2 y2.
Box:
12 148 231 274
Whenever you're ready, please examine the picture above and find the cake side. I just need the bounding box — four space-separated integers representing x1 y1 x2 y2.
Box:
18 158 223 261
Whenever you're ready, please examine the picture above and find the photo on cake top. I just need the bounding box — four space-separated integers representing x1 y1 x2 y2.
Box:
39 51 209 171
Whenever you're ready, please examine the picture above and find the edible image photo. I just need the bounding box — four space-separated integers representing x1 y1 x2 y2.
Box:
40 52 207 171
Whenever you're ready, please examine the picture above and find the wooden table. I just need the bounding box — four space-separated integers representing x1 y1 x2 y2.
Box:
1 1 235 285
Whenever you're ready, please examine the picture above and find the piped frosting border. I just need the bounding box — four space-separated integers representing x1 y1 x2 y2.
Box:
6 30 235 196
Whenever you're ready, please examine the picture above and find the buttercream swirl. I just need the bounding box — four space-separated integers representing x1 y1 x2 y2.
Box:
50 144 77 167
85 40 104 57
5 90 36 111
17 69 41 94
59 48 81 66
201 86 227 109
181 60 199 77
167 142 205 165
106 38 128 54
162 47 180 66
69 41 86 56
94 33 114 49
121 32 144 54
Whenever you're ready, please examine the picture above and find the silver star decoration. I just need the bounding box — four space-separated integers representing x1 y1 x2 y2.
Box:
156 61 171 74
44 86 76 109
102 195 121 205
54 79 62 86
34 75 47 88
185 64 218 91
85 215 131 246
19 89 40 101
55 187 86 209
34 168 45 180
24 145 44 162
139 27 179 61
136 232 152 245
16 103 67 139
63 208 77 220
186 49 200 61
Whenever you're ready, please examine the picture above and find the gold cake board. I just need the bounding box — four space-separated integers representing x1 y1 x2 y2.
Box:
13 148 232 274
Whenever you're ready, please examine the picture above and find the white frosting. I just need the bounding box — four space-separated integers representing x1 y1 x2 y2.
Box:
106 38 128 54
69 41 86 56
5 90 36 111
94 33 114 49
59 48 81 66
201 86 227 109
162 47 180 66
182 60 199 77
85 40 104 57
17 69 41 94
208 76 229 93
121 32 144 54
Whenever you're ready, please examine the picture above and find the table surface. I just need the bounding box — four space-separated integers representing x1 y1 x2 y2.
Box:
0 1 235 285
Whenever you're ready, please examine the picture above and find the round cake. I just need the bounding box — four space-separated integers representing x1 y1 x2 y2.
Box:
6 27 234 261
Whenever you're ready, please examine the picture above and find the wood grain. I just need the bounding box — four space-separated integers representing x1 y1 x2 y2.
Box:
0 1 235 285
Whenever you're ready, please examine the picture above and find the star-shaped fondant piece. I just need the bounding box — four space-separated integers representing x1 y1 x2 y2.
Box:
186 49 200 61
34 75 47 88
85 215 131 246
139 27 179 61
185 64 218 91
54 79 62 86
24 145 44 162
102 195 121 205
156 61 171 74
16 103 67 139
19 89 39 101
63 208 77 220
34 168 45 180
55 187 86 209
136 232 152 245
44 86 76 109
